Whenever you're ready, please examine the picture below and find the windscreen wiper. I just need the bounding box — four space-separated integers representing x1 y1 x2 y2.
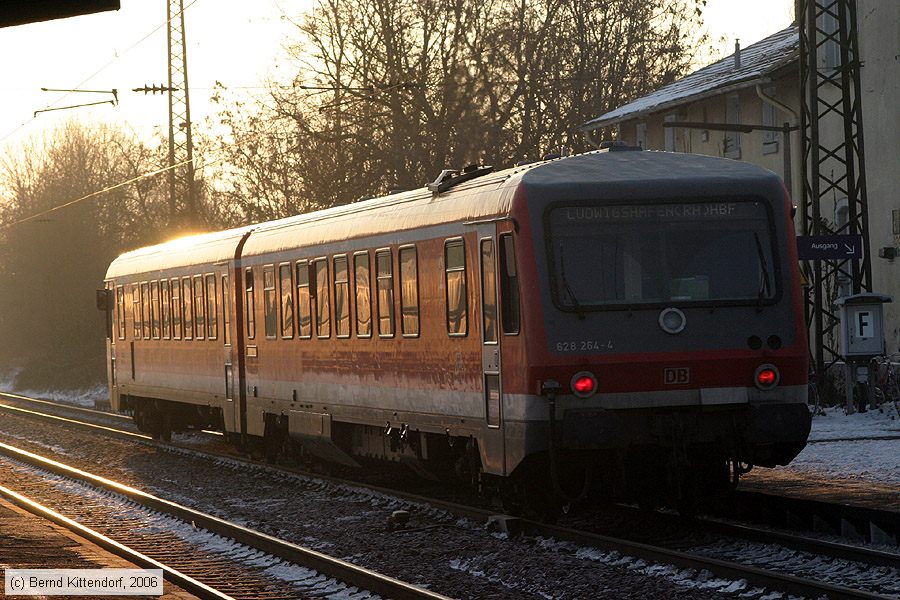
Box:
754 232 772 312
558 244 586 320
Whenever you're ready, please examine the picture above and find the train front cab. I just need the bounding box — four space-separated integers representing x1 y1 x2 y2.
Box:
506 154 812 504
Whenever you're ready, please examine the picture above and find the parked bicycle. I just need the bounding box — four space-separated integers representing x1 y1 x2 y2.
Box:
869 351 900 417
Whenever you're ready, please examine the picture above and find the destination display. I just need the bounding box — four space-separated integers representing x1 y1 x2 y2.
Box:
554 201 762 224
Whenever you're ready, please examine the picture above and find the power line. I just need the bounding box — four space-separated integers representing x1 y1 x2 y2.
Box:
0 0 204 144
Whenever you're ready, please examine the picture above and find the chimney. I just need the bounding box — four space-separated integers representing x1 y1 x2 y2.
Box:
734 39 741 69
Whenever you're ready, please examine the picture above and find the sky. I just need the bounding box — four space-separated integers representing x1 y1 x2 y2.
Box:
0 0 796 153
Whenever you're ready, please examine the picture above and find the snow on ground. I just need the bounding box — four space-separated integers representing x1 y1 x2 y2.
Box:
780 405 900 486
0 371 104 408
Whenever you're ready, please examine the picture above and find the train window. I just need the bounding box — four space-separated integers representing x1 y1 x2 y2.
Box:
245 268 255 339
171 278 182 339
499 234 520 335
194 275 206 340
182 277 194 340
116 285 126 340
263 265 277 339
150 281 160 339
161 280 171 339
279 264 293 339
376 250 394 337
334 256 350 338
132 285 141 339
222 275 230 345
399 246 419 337
354 252 372 338
296 261 311 339
315 258 331 338
206 274 217 340
480 239 498 344
141 282 151 339
444 239 467 336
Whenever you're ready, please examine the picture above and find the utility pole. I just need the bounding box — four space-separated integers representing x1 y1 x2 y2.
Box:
166 0 197 228
798 0 872 381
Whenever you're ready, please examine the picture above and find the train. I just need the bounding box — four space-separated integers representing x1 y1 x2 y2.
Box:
100 147 811 513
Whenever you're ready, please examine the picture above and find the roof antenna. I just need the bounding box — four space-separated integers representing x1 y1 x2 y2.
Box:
734 39 741 70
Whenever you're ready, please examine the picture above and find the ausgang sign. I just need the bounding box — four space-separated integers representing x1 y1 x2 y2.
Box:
796 234 863 260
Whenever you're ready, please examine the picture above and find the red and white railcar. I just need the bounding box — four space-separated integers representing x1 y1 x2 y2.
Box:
102 149 811 506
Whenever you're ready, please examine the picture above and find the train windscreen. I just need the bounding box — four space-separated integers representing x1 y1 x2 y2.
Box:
546 200 778 310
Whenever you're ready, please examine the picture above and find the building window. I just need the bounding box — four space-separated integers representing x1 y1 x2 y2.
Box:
333 255 350 338
724 92 742 159
376 249 394 337
399 247 419 337
263 265 276 339
444 239 467 336
499 234 520 335
116 285 126 340
635 122 647 149
182 277 194 340
481 239 498 344
193 274 205 340
823 0 840 70
354 252 372 338
664 114 677 152
206 274 217 340
171 278 182 339
279 264 293 339
296 261 311 339
245 268 254 339
315 259 331 338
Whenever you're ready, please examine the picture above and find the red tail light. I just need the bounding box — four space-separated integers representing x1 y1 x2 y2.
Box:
754 364 780 390
571 372 598 398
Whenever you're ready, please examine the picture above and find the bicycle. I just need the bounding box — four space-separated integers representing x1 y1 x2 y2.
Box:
807 371 824 416
869 352 900 417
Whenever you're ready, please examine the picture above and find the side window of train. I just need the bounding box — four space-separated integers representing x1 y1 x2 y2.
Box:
161 280 171 339
376 249 394 337
296 261 311 339
444 239 467 336
171 278 182 340
279 264 293 339
182 277 194 340
354 252 372 338
116 285 126 340
263 265 277 339
193 274 206 340
141 282 151 340
245 268 255 339
499 234 520 335
333 255 351 338
222 275 230 345
399 246 419 337
314 258 331 338
150 280 160 339
480 239 498 344
206 274 217 340
131 284 141 339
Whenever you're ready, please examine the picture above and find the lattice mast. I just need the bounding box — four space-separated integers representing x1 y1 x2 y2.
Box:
798 0 872 377
166 0 197 227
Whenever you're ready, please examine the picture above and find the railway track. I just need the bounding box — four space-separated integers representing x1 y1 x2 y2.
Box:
0 391 897 599
0 440 450 600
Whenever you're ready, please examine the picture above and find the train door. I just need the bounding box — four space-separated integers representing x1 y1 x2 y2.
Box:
477 225 506 475
221 273 238 433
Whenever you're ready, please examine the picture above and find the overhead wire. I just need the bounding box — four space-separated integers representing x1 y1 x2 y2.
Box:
0 0 204 144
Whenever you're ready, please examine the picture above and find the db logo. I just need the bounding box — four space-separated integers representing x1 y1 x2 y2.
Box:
664 367 690 385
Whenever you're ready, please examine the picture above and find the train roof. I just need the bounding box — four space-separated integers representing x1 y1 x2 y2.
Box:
106 150 782 279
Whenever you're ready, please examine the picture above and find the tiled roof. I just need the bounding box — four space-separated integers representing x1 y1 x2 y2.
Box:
580 25 799 130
